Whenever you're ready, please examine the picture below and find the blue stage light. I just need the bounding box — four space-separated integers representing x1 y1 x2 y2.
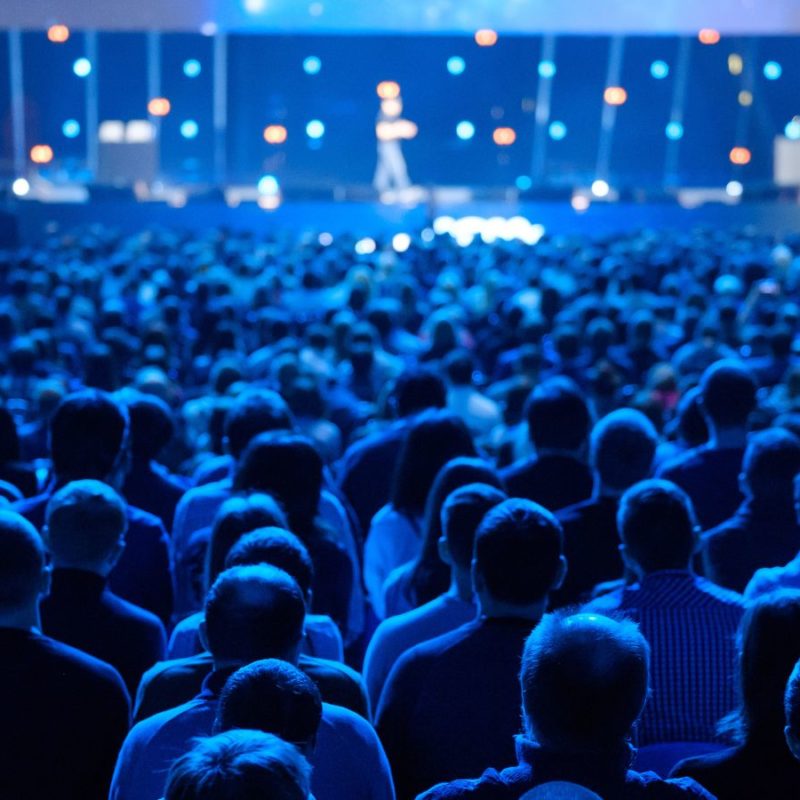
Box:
303 56 322 75
73 58 92 77
786 119 800 140
666 121 684 140
456 121 475 140
180 120 199 139
548 121 567 140
538 60 556 79
447 56 466 75
516 176 533 191
764 61 782 80
183 59 202 78
650 60 670 79
258 174 280 195
62 119 81 138
306 120 325 139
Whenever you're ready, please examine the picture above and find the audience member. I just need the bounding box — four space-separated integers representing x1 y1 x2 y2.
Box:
784 657 800 762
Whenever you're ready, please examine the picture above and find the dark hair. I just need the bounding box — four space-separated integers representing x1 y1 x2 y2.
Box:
0 510 45 610
743 428 800 501
50 390 129 481
443 483 508 568
700 360 757 428
474 499 563 605
444 350 475 386
392 370 447 418
127 393 175 462
204 565 306 664
672 386 709 448
226 528 314 601
164 730 310 800
617 479 697 573
225 390 293 459
520 612 650 749
215 659 322 750
0 407 21 462
591 409 658 492
390 411 476 517
525 377 592 452
405 457 504 607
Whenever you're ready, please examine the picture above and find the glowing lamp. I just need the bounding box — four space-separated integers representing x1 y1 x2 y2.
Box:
148 98 171 117
263 125 288 144
377 81 401 99
698 29 721 45
493 127 516 146
47 25 70 43
729 147 752 165
475 29 498 47
30 145 54 164
604 87 628 106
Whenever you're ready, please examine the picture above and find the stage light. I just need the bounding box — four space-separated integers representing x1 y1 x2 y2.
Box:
785 118 800 140
493 127 516 146
258 195 280 210
728 54 743 75
726 180 744 198
665 121 684 140
548 121 567 140
30 145 54 164
180 120 199 139
257 174 280 195
62 119 81 138
73 58 92 77
47 25 70 43
456 121 475 140
183 59 202 78
591 179 610 198
604 87 627 106
303 56 322 75
738 90 753 107
318 232 333 246
698 29 721 45
309 2 324 17
475 29 498 47
392 233 411 253
12 178 30 197
447 56 466 75
148 97 171 116
263 125 288 144
650 60 669 79
200 21 218 36
421 228 435 243
572 195 590 212
538 60 556 79
243 0 267 13
729 146 752 165
515 176 533 191
764 61 782 80
306 120 325 139
377 81 401 99
355 237 377 255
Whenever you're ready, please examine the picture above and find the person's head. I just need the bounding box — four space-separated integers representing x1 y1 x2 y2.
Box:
785 658 800 760
525 377 592 456
164 730 310 800
617 479 698 577
519 784 603 800
391 369 447 418
44 480 127 576
202 565 305 669
50 389 130 486
521 612 650 751
126 393 175 464
699 360 757 432
742 428 800 504
444 350 475 388
215 659 322 756
226 528 314 606
473 499 565 615
590 409 658 494
206 495 288 590
224 390 293 461
0 406 21 463
391 411 476 517
0 510 49 627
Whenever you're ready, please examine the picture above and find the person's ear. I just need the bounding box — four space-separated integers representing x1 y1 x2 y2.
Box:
198 619 209 653
552 555 567 591
438 536 453 567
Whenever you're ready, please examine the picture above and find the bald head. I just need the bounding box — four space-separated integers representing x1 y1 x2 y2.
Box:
0 510 48 617
521 612 650 750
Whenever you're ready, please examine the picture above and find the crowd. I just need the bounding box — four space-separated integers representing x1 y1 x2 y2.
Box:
2 223 800 798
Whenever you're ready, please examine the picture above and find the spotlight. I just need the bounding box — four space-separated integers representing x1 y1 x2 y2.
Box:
47 25 70 43
738 91 753 107
591 179 610 198
456 121 475 140
604 87 627 106
180 120 199 139
726 181 744 198
355 238 377 255
475 29 498 47
548 121 567 140
785 118 800 140
30 145 54 164
377 81 401 99
73 58 92 78
728 54 743 75
698 29 721 45
515 176 533 191
263 125 288 144
62 119 81 138
243 0 267 13
12 178 30 197
729 147 752 165
257 174 280 195
665 121 684 140
303 56 322 75
764 61 782 80
538 61 556 79
493 127 516 146
183 59 202 78
148 97 171 116
650 60 669 79
447 56 466 76
306 120 325 139
392 233 411 252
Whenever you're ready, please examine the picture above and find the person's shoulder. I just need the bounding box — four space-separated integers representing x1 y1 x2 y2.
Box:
630 768 719 798
417 768 510 799
394 618 478 674
670 746 739 783
125 696 204 747
657 445 707 478
320 701 376 740
35 632 128 695
177 479 229 506
583 586 626 614
11 491 47 518
692 576 746 609
104 589 167 633
141 652 211 685
745 557 800 601
126 503 166 533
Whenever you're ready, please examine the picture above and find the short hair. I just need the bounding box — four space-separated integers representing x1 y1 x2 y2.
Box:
743 429 800 500
785 658 800 740
617 479 697 572
590 409 658 492
441 483 507 569
519 784 603 800
444 350 475 386
164 730 310 800
393 369 447 418
699 360 757 428
204 565 305 664
215 659 322 750
226 528 314 601
225 390 293 459
473 499 563 605
45 480 127 566
526 377 592 451
521 612 650 749
50 390 129 480
127 393 175 462
0 510 46 610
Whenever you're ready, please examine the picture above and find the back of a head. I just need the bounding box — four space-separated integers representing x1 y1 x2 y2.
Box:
225 390 293 460
785 658 800 751
165 730 310 800
226 528 314 601
50 389 128 481
45 479 127 570
127 393 175 462
743 428 800 501
526 377 592 453
204 565 305 665
442 483 508 570
474 498 563 606
521 612 649 750
393 369 447 418
0 406 21 462
215 659 322 752
520 783 603 800
0 510 46 614
617 479 696 574
699 360 757 429
444 349 475 387
591 409 658 492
